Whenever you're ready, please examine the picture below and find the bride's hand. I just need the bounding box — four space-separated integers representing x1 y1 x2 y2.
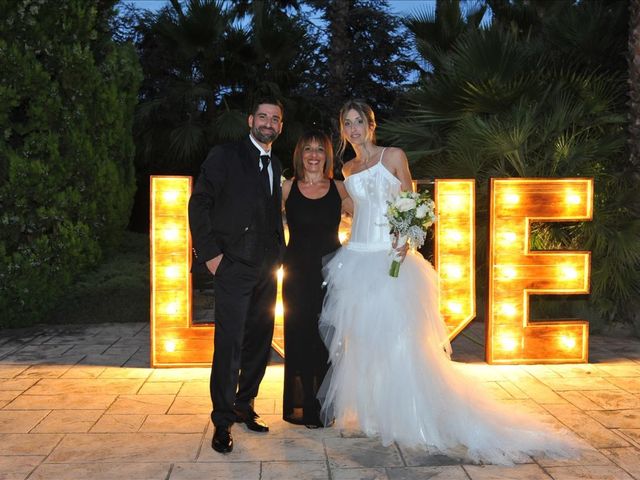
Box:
392 234 409 261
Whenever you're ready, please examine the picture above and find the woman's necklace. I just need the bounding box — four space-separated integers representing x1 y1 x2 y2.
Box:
303 175 323 185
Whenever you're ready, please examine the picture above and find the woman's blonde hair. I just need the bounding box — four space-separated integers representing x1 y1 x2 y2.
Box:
292 130 334 180
337 99 377 158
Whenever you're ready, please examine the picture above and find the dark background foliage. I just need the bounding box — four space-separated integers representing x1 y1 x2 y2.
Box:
0 0 141 327
1 0 639 335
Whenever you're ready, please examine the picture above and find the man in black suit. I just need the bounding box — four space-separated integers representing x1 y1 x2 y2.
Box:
188 97 285 453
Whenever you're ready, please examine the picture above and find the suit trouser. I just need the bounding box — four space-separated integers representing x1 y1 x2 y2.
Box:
210 254 278 427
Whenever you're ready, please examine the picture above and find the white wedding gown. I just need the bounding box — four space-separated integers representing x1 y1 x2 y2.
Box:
318 156 583 465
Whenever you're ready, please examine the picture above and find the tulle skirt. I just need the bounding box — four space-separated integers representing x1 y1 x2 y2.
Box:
318 246 585 465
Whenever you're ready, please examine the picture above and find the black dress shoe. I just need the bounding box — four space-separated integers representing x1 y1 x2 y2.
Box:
212 425 233 453
234 408 269 432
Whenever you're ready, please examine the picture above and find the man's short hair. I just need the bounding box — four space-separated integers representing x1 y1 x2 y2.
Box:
250 96 284 118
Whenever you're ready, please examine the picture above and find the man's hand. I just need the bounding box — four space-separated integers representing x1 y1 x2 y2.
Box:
206 254 224 275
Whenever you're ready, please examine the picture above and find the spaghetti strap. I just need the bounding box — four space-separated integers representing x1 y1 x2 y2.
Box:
379 147 387 163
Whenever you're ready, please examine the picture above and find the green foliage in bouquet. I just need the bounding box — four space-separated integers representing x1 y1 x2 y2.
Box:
380 0 638 333
0 0 142 327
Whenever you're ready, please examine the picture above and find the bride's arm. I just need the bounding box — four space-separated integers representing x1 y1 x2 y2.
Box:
386 147 413 192
335 180 353 215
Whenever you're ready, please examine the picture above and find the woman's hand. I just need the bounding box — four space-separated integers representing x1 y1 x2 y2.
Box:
391 234 409 261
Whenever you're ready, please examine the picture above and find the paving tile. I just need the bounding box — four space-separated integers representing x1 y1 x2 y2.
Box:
5 394 116 410
464 463 552 479
62 344 110 356
399 448 468 467
0 391 21 402
261 460 328 480
147 368 211 382
324 437 403 468
499 399 549 416
101 345 140 357
168 396 211 414
46 433 201 462
386 465 470 480
198 435 326 463
106 394 174 414
15 364 74 379
0 410 49 433
0 433 63 455
539 377 618 392
535 447 616 467
549 365 606 378
483 382 513 400
543 404 631 448
0 366 29 378
587 410 640 429
59 365 107 379
510 378 566 404
254 397 277 415
29 462 171 480
90 414 146 432
77 354 130 366
138 381 182 395
0 378 37 392
594 365 640 377
139 414 208 433
25 378 145 396
12 345 74 357
522 365 562 379
497 381 529 399
606 377 640 394
579 391 640 410
177 382 209 396
0 455 44 480
98 367 151 379
618 429 640 444
558 391 604 411
169 462 260 480
244 414 341 440
545 465 634 479
331 467 389 480
31 410 103 433
601 447 640 478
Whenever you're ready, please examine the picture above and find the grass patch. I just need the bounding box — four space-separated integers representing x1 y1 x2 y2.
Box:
46 231 149 324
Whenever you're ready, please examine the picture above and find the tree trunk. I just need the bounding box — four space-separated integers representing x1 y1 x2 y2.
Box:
326 0 351 111
629 0 640 336
630 0 640 168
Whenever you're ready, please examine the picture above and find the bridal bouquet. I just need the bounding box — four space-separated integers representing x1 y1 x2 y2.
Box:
385 190 436 277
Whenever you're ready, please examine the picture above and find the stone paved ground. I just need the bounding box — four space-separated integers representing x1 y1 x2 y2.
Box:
0 321 639 480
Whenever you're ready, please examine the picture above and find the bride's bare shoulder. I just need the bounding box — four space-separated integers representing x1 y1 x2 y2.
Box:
342 159 356 177
382 147 408 166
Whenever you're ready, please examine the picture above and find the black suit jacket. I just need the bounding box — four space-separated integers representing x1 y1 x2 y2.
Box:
188 136 285 268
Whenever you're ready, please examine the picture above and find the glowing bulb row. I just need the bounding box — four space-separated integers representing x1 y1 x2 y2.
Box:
496 265 579 281
503 192 582 206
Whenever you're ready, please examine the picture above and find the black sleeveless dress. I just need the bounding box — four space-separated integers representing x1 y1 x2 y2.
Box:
283 179 342 426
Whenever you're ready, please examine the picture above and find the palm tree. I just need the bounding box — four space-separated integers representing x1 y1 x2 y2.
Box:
404 0 487 74
380 2 638 332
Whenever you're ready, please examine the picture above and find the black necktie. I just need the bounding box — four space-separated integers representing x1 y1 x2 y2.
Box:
260 155 271 195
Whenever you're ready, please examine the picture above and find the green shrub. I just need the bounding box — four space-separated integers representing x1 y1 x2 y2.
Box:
0 0 142 327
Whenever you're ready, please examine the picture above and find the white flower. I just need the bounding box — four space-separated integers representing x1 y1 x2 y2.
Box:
415 204 429 219
395 197 416 212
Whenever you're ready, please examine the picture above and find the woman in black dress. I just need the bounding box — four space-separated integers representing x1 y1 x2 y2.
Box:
281 130 350 427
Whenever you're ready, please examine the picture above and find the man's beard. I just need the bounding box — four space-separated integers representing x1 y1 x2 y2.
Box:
251 125 279 144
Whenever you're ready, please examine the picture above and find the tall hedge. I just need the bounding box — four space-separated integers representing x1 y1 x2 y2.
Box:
0 0 142 327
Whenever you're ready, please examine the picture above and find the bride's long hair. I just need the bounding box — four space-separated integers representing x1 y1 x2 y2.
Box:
337 100 377 159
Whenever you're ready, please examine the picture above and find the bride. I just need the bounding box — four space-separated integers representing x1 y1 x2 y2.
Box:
318 99 584 465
